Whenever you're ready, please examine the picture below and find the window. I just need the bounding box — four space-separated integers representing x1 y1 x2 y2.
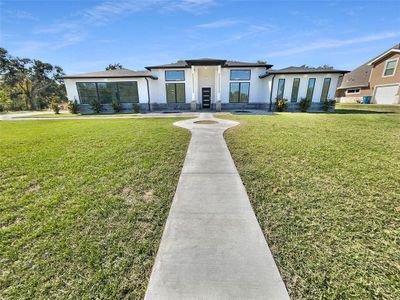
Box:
276 79 285 99
165 70 185 81
76 81 139 104
291 78 300 102
383 59 397 77
118 82 139 103
229 82 250 103
306 78 316 101
230 69 251 80
76 82 97 104
346 88 360 94
320 78 331 102
166 83 185 103
97 82 118 104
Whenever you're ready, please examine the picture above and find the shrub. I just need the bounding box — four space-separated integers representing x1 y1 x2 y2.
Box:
89 99 102 113
111 100 122 113
299 97 312 112
133 103 140 113
275 98 288 112
68 100 79 114
48 96 60 114
322 99 336 112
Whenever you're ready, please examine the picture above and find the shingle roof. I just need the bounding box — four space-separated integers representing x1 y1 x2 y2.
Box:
63 68 157 79
145 58 272 70
337 64 372 89
259 66 348 78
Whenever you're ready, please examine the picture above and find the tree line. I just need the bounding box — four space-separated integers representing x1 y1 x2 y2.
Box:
0 48 66 111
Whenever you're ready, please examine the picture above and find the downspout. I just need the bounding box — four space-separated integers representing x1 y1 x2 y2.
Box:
145 77 151 112
269 74 276 112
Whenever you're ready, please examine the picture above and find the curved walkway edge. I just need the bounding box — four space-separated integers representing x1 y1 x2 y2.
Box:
145 113 290 299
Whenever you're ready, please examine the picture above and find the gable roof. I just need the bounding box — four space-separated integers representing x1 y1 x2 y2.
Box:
367 43 400 66
63 68 158 79
337 43 400 89
259 66 348 78
145 58 272 70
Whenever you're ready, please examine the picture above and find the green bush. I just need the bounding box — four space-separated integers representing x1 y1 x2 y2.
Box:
48 96 60 114
299 97 312 112
275 98 288 112
133 103 140 113
89 99 102 113
111 100 122 113
68 100 79 114
322 99 336 112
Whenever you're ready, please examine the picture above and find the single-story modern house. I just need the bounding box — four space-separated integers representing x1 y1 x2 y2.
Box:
63 58 348 112
337 43 400 104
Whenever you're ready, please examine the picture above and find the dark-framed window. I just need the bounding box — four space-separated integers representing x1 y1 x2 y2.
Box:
320 78 331 102
76 82 97 104
306 78 316 101
230 69 251 80
276 79 285 99
165 70 185 81
291 78 300 102
76 81 139 104
229 82 250 103
166 83 185 103
118 82 139 103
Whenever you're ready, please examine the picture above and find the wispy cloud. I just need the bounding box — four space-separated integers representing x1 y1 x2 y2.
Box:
195 18 240 29
266 31 400 57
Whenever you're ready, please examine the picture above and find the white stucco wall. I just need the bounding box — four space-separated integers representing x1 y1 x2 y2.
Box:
220 67 269 103
64 77 150 104
148 68 192 103
269 73 340 103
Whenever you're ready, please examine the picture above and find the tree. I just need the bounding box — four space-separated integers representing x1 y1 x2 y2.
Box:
105 63 123 70
0 48 65 110
318 64 334 70
0 84 13 111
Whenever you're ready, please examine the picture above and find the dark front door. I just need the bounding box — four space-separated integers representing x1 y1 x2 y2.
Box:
202 87 211 109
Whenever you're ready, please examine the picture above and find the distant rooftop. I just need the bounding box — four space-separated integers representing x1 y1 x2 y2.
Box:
259 66 348 78
145 58 272 70
63 68 157 79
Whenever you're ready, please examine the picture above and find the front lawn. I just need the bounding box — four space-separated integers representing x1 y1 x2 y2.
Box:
222 113 400 299
335 103 400 114
0 119 190 299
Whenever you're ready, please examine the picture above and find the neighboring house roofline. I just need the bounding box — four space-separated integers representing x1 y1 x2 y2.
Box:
367 49 400 66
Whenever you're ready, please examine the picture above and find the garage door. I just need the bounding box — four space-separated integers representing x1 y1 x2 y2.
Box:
374 85 400 104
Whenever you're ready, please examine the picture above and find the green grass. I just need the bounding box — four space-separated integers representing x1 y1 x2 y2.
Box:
335 103 400 114
0 119 191 299
222 113 400 299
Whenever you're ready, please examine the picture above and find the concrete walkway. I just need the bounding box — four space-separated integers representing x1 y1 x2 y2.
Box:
145 113 290 299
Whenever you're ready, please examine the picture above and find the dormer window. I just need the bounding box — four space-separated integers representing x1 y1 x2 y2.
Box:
383 59 398 77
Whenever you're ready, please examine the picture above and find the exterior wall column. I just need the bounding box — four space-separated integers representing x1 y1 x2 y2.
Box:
216 65 222 111
191 66 197 111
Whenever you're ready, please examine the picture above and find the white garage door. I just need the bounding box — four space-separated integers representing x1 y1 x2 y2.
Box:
374 85 400 104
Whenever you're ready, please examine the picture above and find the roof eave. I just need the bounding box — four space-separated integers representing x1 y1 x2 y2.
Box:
62 75 157 79
367 49 400 65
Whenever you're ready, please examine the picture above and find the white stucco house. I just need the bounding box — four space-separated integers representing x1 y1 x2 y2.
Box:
63 58 348 112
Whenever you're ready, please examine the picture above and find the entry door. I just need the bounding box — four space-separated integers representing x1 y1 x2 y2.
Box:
202 88 211 109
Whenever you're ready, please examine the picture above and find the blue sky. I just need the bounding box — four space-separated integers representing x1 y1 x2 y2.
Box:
1 0 400 74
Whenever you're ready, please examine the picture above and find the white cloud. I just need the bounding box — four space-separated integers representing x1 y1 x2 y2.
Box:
196 18 240 29
266 31 400 57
